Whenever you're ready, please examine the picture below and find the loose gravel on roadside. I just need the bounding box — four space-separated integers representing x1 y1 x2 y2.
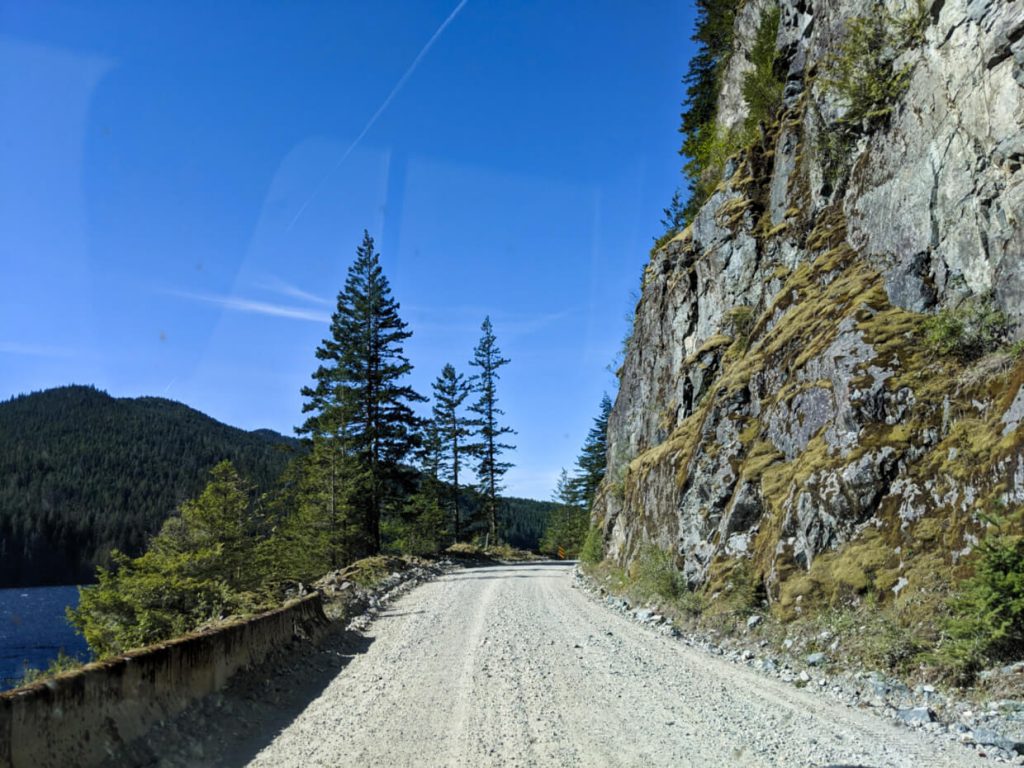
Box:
572 566 1024 766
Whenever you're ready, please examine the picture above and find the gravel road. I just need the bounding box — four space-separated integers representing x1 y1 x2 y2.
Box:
242 561 985 767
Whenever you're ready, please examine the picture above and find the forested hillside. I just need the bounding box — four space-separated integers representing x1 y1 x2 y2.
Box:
494 497 559 551
0 385 298 586
0 382 554 590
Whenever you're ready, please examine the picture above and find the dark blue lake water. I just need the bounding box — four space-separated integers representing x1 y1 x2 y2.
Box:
0 586 90 690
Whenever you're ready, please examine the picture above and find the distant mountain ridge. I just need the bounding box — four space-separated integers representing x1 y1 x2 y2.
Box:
0 385 298 587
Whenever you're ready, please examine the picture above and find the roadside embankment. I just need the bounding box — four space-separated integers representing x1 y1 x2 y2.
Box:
574 565 1024 764
102 556 448 767
0 556 447 768
0 594 328 768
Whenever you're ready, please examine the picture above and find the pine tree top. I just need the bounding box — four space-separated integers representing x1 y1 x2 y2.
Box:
299 230 424 454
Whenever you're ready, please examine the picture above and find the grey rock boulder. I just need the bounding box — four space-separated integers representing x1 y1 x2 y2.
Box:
897 707 937 725
973 727 1024 754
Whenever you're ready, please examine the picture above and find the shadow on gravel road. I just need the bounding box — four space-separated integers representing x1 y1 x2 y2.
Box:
374 609 427 619
209 629 377 767
112 626 378 768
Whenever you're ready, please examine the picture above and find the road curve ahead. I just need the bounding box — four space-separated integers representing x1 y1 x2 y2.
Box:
247 562 982 768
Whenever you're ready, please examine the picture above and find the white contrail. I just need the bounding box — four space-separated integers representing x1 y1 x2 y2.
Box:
259 275 332 305
286 0 470 232
171 291 330 323
0 341 78 358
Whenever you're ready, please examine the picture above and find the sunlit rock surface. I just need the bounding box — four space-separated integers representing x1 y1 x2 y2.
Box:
596 0 1024 611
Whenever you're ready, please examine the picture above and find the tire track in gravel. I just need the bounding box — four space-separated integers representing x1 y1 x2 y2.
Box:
244 562 987 768
442 573 498 764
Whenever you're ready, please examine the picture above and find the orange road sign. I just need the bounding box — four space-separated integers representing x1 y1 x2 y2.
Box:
557 547 566 559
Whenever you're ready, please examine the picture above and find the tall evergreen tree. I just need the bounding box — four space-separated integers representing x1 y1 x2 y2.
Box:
679 0 744 221
431 363 474 542
539 468 588 558
172 460 257 589
271 436 359 577
418 419 444 483
679 0 741 145
568 394 612 509
539 396 611 557
299 230 423 555
392 424 450 555
468 317 515 543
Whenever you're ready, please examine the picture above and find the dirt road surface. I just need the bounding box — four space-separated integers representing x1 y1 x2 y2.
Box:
237 562 983 767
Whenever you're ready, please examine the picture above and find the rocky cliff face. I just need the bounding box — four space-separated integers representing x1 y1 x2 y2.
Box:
598 0 1024 613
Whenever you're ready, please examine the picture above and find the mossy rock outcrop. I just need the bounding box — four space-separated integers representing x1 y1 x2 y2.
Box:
597 0 1024 619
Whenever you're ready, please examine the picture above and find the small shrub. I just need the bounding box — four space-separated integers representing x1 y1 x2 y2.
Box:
630 545 686 602
651 229 678 254
580 526 604 565
819 1 926 128
339 555 403 588
860 614 931 675
816 121 850 192
607 446 633 501
817 0 928 185
940 509 1024 681
674 587 706 618
654 190 687 252
741 7 784 134
445 541 488 559
724 305 756 346
20 650 83 686
685 122 753 213
609 480 625 501
707 558 761 618
924 297 1012 363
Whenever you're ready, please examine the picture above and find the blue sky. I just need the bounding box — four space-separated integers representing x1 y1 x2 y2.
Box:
0 1 695 500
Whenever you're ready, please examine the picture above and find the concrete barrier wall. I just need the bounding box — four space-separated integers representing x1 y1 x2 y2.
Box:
0 593 329 768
